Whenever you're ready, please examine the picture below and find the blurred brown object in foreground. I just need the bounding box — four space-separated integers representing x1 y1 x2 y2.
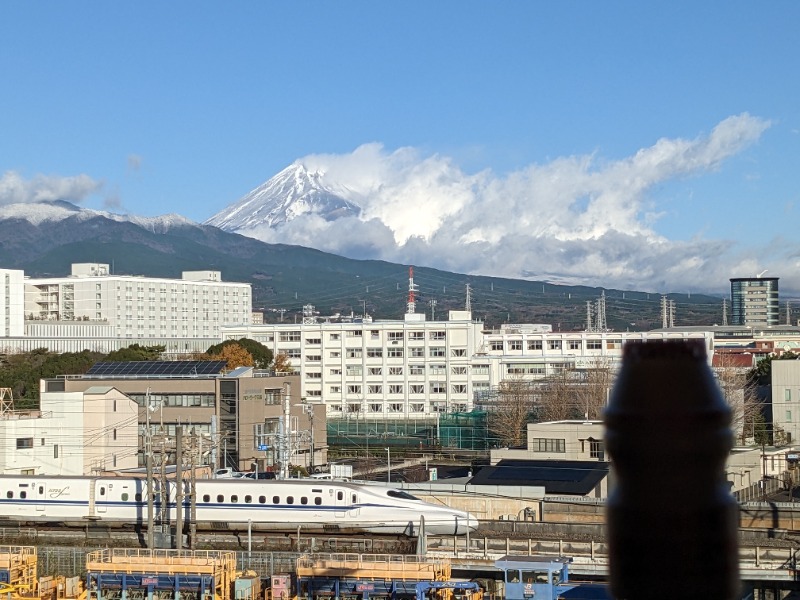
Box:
605 339 739 600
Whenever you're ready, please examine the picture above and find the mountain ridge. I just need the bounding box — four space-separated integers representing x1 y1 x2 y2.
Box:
0 201 723 330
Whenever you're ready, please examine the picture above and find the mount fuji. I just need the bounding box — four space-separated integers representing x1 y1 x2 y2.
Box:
205 163 361 231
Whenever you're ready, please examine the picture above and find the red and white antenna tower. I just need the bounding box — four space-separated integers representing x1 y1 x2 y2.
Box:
406 266 418 314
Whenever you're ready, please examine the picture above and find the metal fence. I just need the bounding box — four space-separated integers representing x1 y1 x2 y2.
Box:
34 547 302 579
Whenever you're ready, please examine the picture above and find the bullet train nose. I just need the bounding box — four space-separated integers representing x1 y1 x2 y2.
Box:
453 512 480 535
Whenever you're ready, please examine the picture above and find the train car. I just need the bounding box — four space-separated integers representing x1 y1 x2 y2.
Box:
0 475 478 536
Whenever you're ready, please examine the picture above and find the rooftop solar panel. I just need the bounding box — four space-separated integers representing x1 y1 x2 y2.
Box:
85 360 228 377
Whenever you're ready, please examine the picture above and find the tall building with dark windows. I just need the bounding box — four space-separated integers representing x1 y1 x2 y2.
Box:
730 276 780 327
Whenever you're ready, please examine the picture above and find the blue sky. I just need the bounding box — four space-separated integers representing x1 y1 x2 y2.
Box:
1 2 799 293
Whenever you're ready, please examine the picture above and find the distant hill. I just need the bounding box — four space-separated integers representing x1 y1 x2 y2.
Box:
0 201 723 330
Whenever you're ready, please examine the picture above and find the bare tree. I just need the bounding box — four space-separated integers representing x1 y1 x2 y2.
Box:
488 376 537 447
714 353 763 445
573 358 614 420
537 368 577 422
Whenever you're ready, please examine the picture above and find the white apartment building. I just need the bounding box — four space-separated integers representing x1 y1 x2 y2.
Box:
222 311 713 421
0 386 139 475
0 268 25 337
0 263 252 354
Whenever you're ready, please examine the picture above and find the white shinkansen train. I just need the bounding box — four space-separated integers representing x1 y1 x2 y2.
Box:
0 475 478 536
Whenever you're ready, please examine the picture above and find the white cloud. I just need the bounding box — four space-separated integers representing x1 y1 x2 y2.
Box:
0 171 103 206
236 113 778 293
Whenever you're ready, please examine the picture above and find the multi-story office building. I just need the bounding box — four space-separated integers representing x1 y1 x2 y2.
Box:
730 276 780 327
41 363 325 473
0 263 252 354
221 311 713 421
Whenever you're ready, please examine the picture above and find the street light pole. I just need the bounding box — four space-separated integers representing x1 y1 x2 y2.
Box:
386 447 391 483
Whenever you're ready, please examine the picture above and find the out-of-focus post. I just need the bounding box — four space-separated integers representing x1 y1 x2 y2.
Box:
604 340 739 599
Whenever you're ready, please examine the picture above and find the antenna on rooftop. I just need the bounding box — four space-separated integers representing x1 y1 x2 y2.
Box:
406 266 418 314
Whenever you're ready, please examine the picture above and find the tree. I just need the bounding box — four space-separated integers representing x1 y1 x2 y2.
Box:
104 344 165 362
714 353 763 445
206 338 272 368
0 349 103 403
272 351 294 374
537 368 580 422
747 352 799 385
573 358 614 420
488 376 537 447
210 343 254 370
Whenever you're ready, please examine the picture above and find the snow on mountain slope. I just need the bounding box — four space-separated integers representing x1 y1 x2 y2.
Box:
205 162 361 231
0 200 197 230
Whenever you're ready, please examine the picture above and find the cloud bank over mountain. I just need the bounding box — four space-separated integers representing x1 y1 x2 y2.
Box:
229 113 780 293
0 171 102 206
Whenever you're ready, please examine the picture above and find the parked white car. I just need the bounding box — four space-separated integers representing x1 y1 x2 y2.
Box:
214 468 245 479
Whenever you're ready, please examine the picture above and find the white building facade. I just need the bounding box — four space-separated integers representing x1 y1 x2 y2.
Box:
771 359 800 444
0 386 139 475
222 312 714 421
0 263 252 354
0 268 25 337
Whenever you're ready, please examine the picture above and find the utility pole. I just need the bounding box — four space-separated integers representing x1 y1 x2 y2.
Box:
146 389 154 550
280 382 292 480
307 403 315 473
429 299 437 321
175 426 183 550
189 427 197 550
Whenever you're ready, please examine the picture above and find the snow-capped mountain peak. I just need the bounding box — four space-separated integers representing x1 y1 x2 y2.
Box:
205 162 361 231
0 200 197 230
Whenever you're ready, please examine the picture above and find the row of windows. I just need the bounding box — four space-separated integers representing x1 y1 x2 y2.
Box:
338 364 456 377
130 393 216 408
302 331 448 343
330 382 463 395
490 339 620 351
331 402 469 413
531 438 566 453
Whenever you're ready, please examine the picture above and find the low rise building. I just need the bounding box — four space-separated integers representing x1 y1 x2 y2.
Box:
41 362 325 473
0 386 138 475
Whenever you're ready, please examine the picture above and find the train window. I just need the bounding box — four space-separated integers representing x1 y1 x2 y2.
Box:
287 496 294 504
100 487 106 496
301 497 308 505
352 494 357 503
245 495 252 503
312 488 322 493
38 486 43 494
203 495 210 502
6 491 12 499
216 495 224 503
259 496 266 504
337 491 343 501
231 495 238 504
505 570 521 583
122 493 129 502
273 496 279 504
20 491 26 499
314 497 322 506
